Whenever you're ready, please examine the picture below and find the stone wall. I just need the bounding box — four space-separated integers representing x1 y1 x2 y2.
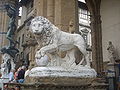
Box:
34 0 78 32
101 0 120 62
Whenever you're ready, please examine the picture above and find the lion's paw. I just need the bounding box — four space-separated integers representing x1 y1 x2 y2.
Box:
35 51 42 59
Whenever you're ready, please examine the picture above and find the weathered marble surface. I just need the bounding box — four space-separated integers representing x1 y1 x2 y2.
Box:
31 16 90 68
29 16 96 78
27 66 96 78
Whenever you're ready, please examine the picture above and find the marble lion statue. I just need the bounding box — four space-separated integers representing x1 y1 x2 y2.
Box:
30 16 90 67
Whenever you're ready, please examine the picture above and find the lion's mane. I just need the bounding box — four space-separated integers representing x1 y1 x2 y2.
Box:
30 16 56 46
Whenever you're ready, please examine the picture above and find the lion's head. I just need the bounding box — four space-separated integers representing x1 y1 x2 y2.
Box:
30 16 53 35
30 16 54 46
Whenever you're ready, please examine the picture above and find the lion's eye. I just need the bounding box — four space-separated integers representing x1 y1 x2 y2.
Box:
38 24 41 27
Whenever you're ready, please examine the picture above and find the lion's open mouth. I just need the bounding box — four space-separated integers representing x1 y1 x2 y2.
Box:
34 32 42 35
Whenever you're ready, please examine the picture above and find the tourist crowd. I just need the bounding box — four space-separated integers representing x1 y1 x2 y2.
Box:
3 66 27 90
8 66 26 83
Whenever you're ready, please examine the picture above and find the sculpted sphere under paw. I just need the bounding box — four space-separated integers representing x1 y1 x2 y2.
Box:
36 55 49 66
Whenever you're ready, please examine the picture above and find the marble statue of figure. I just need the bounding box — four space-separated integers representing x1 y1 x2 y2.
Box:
107 41 116 63
1 53 15 78
30 16 90 68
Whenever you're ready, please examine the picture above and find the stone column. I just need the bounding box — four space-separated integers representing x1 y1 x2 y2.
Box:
35 0 47 17
91 14 103 74
47 0 54 23
35 0 43 16
86 0 104 74
54 0 62 29
54 0 79 58
54 0 78 32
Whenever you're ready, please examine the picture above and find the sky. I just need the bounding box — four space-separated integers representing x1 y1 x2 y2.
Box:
78 0 85 3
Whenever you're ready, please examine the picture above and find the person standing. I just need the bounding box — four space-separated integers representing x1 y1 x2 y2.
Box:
8 69 15 82
17 66 25 83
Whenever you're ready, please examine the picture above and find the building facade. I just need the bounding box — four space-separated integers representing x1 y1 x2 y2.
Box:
78 1 92 63
1 0 120 76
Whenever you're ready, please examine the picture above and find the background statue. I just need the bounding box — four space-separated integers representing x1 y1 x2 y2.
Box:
0 3 19 77
1 46 19 58
4 4 17 48
0 52 16 78
107 41 117 63
1 53 11 77
0 3 19 58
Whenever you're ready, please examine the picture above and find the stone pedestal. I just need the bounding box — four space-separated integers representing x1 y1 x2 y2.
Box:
107 63 117 90
5 78 108 90
3 67 108 90
25 76 95 85
107 63 116 77
12 66 107 90
25 66 96 78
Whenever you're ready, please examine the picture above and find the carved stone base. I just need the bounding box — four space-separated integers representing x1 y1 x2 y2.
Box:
26 66 96 78
5 78 108 90
25 76 95 85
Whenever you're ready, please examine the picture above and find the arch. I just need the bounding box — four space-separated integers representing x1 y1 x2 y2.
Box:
85 0 103 74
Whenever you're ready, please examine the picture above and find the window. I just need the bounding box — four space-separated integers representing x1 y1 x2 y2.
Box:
79 8 90 25
79 9 88 20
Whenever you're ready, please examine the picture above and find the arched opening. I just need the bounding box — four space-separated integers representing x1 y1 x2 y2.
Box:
78 0 104 75
84 0 103 74
78 0 92 66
